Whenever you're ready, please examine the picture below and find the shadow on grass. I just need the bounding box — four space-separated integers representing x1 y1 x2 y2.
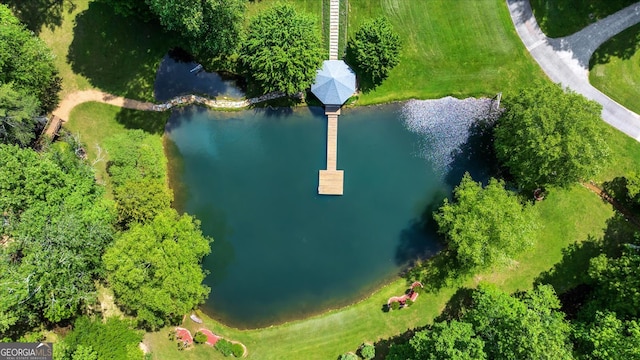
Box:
589 23 640 68
530 0 637 38
535 213 636 315
3 0 76 34
67 2 178 101
114 108 168 135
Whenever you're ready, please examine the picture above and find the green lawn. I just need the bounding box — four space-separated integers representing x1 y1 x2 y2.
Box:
530 0 637 38
347 0 544 105
63 102 169 192
590 23 640 115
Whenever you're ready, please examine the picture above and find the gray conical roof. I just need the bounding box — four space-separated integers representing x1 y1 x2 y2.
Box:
311 60 356 106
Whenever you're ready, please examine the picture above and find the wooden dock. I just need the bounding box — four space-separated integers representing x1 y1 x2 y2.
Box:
318 108 344 195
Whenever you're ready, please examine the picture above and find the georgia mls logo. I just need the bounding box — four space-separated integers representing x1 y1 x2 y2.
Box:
0 342 52 360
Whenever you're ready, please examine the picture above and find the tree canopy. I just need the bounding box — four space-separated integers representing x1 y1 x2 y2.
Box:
105 130 172 226
0 83 40 146
0 143 115 337
103 209 211 330
0 4 61 112
240 4 324 95
433 173 539 272
389 284 572 360
494 81 609 189
146 0 246 57
347 16 401 89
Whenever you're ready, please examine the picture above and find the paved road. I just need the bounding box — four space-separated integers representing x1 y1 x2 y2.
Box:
506 0 640 141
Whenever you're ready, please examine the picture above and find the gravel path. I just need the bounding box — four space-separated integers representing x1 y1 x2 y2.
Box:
507 0 640 141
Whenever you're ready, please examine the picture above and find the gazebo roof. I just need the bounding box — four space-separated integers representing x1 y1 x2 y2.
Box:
311 60 356 106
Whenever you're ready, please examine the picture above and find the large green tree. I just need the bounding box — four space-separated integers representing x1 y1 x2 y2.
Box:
103 209 211 329
433 173 539 272
0 143 115 338
494 81 609 189
347 16 401 89
574 311 640 360
464 284 573 359
240 4 324 95
0 4 61 112
407 321 487 360
0 83 39 146
146 0 245 57
588 248 640 318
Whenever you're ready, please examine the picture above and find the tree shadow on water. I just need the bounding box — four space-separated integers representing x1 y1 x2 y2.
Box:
444 115 501 189
395 190 447 270
4 0 76 34
67 2 177 101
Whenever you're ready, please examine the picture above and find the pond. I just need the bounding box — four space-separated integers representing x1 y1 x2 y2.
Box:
165 98 495 329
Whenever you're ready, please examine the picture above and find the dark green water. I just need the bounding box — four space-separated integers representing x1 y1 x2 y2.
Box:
165 103 484 328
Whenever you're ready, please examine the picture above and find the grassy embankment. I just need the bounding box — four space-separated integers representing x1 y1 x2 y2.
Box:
46 0 640 358
590 23 640 115
530 0 637 38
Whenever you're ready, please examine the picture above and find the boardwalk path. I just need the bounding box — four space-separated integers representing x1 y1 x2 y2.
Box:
329 0 340 60
507 0 640 141
46 90 285 137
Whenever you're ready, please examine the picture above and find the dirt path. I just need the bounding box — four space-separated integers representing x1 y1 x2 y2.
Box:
582 182 640 229
52 90 155 121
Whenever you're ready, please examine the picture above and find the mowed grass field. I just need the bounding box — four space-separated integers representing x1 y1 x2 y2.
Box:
348 0 544 104
590 23 640 115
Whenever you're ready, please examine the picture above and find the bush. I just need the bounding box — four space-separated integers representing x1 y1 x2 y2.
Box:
406 299 414 307
339 353 358 360
215 339 233 357
360 343 375 360
232 343 244 357
346 16 401 90
390 301 400 311
193 331 207 344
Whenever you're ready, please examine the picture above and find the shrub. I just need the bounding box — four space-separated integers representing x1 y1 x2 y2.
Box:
339 353 358 360
390 301 400 311
232 343 244 357
215 339 233 357
406 299 414 307
360 343 375 360
193 331 207 344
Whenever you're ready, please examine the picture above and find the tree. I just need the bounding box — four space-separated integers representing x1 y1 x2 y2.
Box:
114 178 172 225
464 284 573 360
574 311 640 360
0 84 39 146
0 144 116 338
433 173 539 272
588 249 640 318
103 209 211 329
146 0 245 57
62 316 144 360
360 343 375 360
408 321 486 360
0 4 61 112
105 130 167 188
240 4 324 95
71 345 98 360
494 81 609 189
347 16 401 89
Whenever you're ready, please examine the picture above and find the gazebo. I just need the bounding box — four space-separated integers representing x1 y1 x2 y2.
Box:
311 60 356 106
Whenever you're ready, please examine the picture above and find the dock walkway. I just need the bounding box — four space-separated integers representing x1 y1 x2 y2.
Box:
318 107 343 195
